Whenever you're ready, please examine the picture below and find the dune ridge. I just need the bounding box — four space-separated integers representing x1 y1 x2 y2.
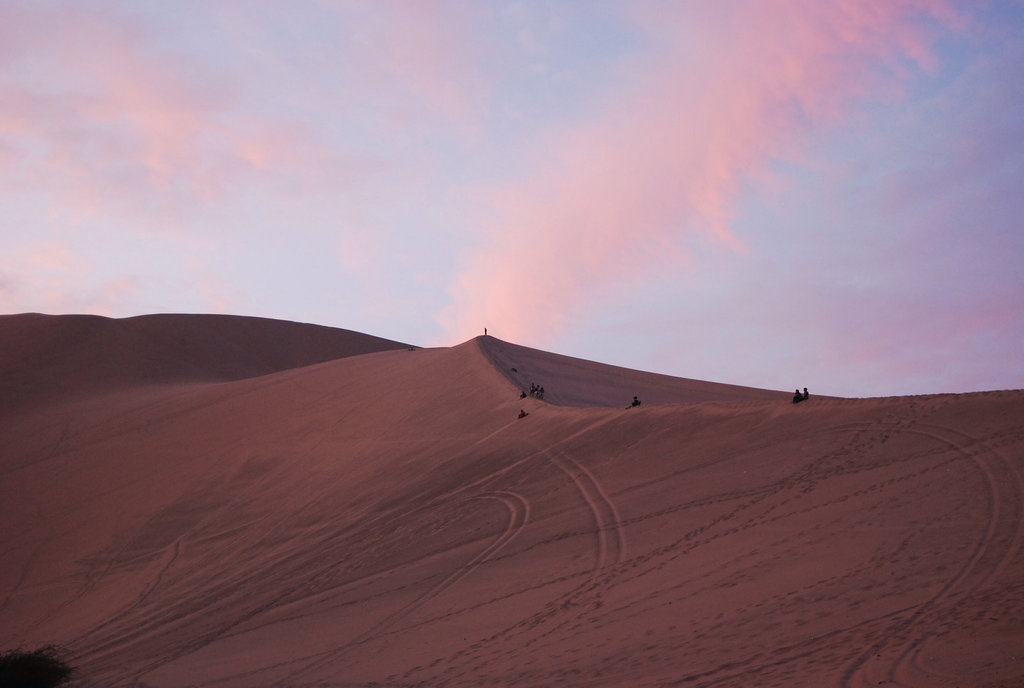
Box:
0 313 412 414
1 314 1022 687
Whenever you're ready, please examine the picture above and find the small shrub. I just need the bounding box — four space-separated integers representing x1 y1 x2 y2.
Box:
0 646 74 688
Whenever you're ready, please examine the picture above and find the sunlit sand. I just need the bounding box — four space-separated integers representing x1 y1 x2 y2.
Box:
3 314 1022 687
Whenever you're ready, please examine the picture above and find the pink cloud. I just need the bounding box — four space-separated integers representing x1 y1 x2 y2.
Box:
0 232 235 317
442 0 961 345
0 5 218 221
25 241 81 273
207 1 488 139
365 2 484 127
332 1 489 134
0 1 491 233
0 2 371 233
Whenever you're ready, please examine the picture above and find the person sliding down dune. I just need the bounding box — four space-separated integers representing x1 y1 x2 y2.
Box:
627 395 641 408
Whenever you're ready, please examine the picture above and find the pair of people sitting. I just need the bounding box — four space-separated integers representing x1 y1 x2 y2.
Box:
792 387 810 403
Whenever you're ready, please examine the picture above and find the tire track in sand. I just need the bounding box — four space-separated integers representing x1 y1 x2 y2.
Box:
273 490 530 686
485 448 628 652
548 448 628 574
404 446 631 683
365 426 629 684
840 421 1023 688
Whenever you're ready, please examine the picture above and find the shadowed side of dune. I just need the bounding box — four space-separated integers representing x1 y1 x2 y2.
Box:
476 335 790 406
0 313 413 413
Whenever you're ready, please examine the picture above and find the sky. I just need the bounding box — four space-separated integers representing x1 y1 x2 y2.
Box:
1 0 1022 397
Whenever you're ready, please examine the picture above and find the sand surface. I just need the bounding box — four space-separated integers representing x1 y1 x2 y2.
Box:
2 315 1022 687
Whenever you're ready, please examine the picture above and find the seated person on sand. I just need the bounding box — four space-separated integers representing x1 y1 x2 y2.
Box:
802 387 809 401
628 395 641 408
518 409 529 419
793 388 804 404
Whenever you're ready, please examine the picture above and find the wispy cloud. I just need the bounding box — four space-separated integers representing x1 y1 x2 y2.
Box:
0 1 376 234
442 1 961 344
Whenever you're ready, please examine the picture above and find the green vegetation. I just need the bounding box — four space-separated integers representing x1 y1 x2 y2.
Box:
0 646 74 688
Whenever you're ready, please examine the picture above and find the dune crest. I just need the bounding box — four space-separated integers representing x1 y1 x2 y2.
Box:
2 315 1022 687
0 313 412 414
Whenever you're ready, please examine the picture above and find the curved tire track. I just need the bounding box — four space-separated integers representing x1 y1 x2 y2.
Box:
839 421 1023 688
489 448 629 652
275 490 530 686
548 449 627 574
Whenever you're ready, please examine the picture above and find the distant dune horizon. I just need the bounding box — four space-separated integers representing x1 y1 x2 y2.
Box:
1 312 799 408
2 312 1022 687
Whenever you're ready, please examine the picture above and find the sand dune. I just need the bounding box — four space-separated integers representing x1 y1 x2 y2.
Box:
0 313 412 415
477 335 789 406
1 315 1022 687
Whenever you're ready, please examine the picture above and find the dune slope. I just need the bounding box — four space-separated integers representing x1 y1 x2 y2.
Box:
0 313 412 414
477 335 788 406
1 326 1022 688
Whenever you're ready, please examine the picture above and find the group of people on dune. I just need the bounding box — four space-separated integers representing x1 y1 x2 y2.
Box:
510 363 809 420
520 382 545 399
518 381 545 419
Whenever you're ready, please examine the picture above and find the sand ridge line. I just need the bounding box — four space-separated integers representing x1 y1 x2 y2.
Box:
838 420 1023 688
